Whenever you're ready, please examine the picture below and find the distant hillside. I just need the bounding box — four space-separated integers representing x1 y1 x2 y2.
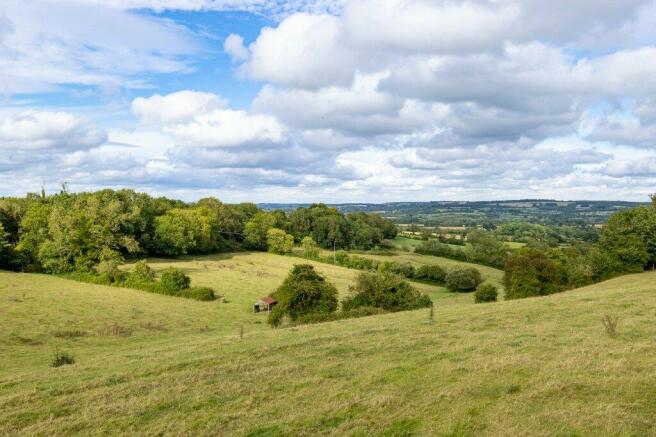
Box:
260 200 647 226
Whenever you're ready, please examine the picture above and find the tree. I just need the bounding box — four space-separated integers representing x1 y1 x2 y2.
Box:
474 283 498 303
152 213 194 256
244 212 276 250
465 230 508 268
341 271 431 312
0 223 12 269
415 264 446 283
269 264 338 326
267 228 294 254
301 236 319 259
444 267 482 292
504 248 565 300
598 207 655 272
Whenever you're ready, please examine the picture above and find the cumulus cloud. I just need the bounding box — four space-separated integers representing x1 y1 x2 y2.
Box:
224 34 249 62
0 111 106 150
132 91 227 125
3 0 656 201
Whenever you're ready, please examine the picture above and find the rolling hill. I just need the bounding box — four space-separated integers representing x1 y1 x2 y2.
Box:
1 255 655 435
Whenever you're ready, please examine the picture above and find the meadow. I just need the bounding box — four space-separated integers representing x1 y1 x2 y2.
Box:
2 252 656 435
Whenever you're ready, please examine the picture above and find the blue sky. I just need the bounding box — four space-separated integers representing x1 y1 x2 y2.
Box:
1 0 656 202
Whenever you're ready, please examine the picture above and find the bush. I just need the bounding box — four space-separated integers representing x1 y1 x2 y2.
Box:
379 261 415 278
179 286 216 301
95 259 126 283
51 350 75 367
445 267 482 292
159 267 191 293
342 271 432 312
268 264 339 327
415 264 446 283
474 283 498 303
301 236 320 259
504 248 565 299
130 260 155 282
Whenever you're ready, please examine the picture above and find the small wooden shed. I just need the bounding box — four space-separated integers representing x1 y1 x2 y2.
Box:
253 296 278 313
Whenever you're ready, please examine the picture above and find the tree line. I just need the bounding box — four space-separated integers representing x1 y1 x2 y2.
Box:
0 189 396 274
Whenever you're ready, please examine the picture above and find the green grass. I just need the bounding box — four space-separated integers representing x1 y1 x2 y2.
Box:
2 255 656 435
391 236 423 250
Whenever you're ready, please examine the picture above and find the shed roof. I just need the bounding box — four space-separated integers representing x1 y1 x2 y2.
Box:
260 296 277 305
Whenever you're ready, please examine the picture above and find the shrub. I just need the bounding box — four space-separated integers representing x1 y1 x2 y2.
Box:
474 283 498 303
301 236 320 259
268 264 339 327
95 259 126 283
51 350 75 367
416 240 468 261
130 260 155 282
379 261 415 278
415 264 446 283
179 286 215 301
504 248 565 299
342 271 432 312
159 267 191 293
445 267 482 292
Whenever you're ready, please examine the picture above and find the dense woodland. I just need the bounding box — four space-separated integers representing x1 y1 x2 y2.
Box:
0 189 396 274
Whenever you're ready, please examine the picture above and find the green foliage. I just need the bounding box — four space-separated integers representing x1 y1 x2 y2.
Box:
414 264 446 283
268 264 338 326
287 204 396 250
342 271 432 312
504 248 565 299
474 283 498 303
416 240 468 262
465 230 508 268
266 228 294 255
245 212 277 250
598 207 655 272
379 261 415 278
445 267 483 292
179 287 216 301
301 236 319 259
159 268 191 293
130 260 156 282
65 262 215 302
0 223 12 269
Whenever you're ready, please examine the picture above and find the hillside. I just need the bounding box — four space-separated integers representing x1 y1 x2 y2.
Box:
2 259 655 435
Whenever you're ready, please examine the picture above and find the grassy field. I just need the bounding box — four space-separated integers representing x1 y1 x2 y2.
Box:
2 256 656 435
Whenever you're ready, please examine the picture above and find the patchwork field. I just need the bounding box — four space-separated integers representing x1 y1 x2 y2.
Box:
2 256 656 435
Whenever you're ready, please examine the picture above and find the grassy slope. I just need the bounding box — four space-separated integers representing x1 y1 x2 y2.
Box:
2 258 656 435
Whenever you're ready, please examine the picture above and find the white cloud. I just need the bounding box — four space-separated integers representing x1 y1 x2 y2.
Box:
241 13 356 88
224 34 249 62
0 111 106 150
132 91 227 124
165 108 286 148
0 1 200 94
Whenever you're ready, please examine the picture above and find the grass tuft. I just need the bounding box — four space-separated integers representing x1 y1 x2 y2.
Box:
51 350 75 368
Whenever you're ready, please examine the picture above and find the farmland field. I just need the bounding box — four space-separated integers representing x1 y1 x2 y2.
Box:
2 256 656 435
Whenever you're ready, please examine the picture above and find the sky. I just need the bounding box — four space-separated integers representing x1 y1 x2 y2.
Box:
1 0 656 203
